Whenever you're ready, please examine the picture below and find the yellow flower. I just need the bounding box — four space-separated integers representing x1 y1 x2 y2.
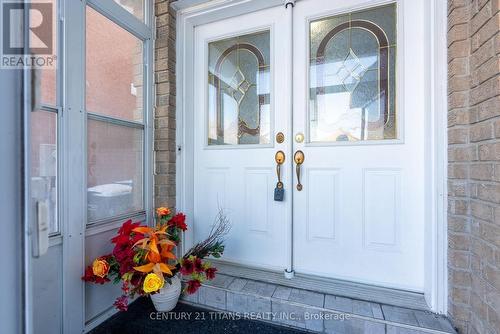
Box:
156 207 171 217
143 273 164 293
92 258 110 278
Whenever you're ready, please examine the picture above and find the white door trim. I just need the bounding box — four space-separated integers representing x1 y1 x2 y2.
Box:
174 0 448 314
423 0 449 314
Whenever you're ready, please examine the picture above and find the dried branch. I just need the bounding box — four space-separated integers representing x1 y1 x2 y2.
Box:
184 208 231 259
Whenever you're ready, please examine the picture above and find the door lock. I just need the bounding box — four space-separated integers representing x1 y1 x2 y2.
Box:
295 132 304 143
276 132 285 144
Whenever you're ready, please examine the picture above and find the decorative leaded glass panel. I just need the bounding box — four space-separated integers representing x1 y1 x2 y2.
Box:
309 4 397 142
208 31 271 145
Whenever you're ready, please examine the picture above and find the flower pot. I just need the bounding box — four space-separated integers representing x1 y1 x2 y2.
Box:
150 275 182 312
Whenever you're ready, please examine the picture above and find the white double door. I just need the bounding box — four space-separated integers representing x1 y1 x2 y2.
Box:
193 0 426 292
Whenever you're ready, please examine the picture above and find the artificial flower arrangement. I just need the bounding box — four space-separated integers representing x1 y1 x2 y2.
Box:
82 207 229 311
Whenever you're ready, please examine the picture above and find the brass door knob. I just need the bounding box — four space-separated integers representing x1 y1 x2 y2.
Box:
275 151 285 165
275 151 285 189
294 150 304 191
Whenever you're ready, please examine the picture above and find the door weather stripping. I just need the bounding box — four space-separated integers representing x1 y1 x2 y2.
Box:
284 0 296 280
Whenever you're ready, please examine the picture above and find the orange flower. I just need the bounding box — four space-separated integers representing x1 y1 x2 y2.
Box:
156 207 171 217
131 225 177 279
146 238 162 263
134 262 176 276
92 258 110 278
161 244 176 260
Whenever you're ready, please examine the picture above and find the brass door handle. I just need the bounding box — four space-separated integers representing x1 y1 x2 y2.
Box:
294 150 304 191
275 151 285 189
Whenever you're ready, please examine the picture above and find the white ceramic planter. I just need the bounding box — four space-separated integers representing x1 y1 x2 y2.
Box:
150 275 182 312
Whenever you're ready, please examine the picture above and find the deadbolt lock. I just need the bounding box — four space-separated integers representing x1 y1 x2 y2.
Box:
276 132 285 144
295 132 304 143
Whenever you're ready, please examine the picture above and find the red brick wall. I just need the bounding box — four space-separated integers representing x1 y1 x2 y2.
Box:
448 1 500 333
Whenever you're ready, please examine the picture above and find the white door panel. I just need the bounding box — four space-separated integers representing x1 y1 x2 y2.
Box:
292 0 425 291
194 6 291 270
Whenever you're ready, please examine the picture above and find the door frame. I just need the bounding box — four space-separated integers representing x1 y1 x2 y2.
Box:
173 0 448 314
3 62 24 334
61 0 155 332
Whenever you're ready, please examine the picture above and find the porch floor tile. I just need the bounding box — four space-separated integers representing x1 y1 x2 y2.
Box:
181 275 457 334
89 297 307 334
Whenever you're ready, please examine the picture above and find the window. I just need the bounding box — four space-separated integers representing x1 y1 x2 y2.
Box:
309 4 397 142
207 31 271 145
86 6 143 122
113 0 144 22
86 6 145 222
87 120 144 221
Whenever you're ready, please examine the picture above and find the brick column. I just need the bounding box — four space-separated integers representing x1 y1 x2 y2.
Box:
448 1 500 333
154 0 176 208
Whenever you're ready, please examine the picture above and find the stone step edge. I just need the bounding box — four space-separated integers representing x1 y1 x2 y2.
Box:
212 260 429 310
180 283 455 334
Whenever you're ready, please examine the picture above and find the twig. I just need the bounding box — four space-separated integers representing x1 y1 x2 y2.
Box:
184 208 231 259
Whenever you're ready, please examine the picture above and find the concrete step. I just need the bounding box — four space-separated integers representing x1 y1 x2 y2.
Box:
180 274 457 334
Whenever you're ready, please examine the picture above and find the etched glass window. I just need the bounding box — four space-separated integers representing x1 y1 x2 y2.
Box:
208 31 271 145
309 4 397 142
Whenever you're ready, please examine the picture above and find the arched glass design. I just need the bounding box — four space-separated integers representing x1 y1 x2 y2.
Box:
208 31 271 145
309 4 397 142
